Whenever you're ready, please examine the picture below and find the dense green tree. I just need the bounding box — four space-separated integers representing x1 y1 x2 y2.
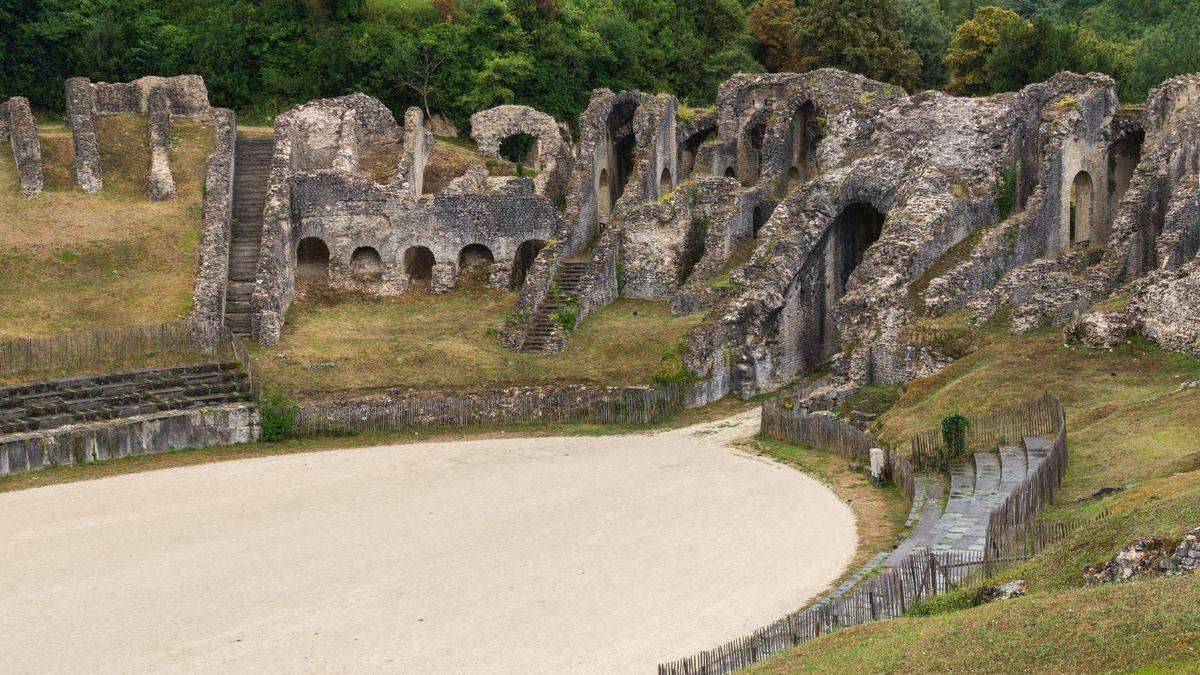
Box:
897 0 953 88
795 0 923 89
944 5 1027 95
988 16 1130 94
747 0 802 72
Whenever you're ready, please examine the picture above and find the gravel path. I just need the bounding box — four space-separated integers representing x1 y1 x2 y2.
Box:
0 409 856 673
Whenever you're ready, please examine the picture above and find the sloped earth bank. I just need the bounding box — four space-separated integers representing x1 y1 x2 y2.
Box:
0 410 856 672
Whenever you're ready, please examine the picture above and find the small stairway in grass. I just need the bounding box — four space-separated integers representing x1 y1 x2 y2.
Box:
224 136 274 335
519 260 589 354
884 434 1055 564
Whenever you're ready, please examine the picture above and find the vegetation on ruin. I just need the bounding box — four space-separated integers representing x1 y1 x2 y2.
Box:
0 115 211 338
248 287 704 398
756 316 1200 673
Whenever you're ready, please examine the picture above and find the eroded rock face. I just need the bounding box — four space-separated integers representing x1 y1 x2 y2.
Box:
1126 261 1200 356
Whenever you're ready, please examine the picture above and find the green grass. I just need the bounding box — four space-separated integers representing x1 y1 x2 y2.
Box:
250 287 704 398
752 573 1200 673
752 318 1200 673
0 116 212 338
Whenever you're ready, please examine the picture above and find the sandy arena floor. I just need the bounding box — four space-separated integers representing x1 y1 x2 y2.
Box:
0 410 856 673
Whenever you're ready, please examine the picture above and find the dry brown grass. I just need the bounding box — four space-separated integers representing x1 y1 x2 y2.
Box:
0 116 213 338
249 286 703 398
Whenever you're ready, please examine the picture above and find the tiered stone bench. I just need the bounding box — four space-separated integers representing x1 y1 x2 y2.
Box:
0 363 249 435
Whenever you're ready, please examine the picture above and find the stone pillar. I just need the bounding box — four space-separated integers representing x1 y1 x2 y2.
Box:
0 99 10 143
5 97 44 198
65 77 102 193
869 447 887 485
431 261 457 293
146 89 176 201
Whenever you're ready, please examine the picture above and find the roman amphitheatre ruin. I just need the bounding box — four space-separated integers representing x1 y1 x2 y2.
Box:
1 66 1199 672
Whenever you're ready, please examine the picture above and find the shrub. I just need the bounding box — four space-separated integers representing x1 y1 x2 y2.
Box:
996 164 1018 219
259 389 299 442
938 411 971 469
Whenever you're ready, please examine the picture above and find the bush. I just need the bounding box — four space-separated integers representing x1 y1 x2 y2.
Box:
938 411 971 469
259 389 299 442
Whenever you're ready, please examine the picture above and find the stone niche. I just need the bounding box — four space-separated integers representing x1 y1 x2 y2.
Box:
65 74 214 199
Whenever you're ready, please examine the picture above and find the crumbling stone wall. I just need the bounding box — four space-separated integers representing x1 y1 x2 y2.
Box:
65 75 212 199
249 93 560 344
188 108 238 345
0 96 44 197
469 104 573 203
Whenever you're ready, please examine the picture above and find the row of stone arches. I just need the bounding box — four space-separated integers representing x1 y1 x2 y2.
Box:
294 237 546 289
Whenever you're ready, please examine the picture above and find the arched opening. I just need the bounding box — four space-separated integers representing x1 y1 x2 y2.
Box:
789 101 822 186
747 122 767 182
1070 171 1094 246
1106 129 1144 245
403 246 435 283
604 100 638 213
679 126 715 178
296 237 330 283
499 133 539 176
458 243 495 269
723 167 736 179
832 203 885 293
511 239 546 289
753 203 772 237
597 169 612 224
678 217 708 285
350 246 383 282
659 168 672 197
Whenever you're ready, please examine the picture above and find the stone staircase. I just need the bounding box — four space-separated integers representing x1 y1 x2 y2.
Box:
923 435 1052 553
225 136 274 335
520 260 589 353
0 363 250 436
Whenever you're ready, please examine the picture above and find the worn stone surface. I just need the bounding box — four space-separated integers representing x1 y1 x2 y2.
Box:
3 96 44 197
146 89 176 200
431 261 457 293
427 112 459 137
188 108 238 344
64 77 102 193
1084 535 1186 584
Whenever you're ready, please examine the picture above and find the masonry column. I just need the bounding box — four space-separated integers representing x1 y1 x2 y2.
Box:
146 89 177 201
65 77 102 193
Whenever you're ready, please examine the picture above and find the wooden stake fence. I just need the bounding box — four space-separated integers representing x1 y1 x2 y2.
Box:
0 320 214 375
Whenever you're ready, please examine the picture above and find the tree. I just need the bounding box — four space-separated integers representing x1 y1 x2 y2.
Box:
794 0 922 90
897 0 953 89
747 0 801 72
944 5 1027 95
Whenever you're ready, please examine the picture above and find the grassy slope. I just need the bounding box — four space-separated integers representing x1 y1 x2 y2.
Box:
0 116 212 338
756 319 1200 672
752 573 1200 674
249 287 703 397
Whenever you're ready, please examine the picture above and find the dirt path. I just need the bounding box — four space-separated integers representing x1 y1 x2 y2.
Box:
0 409 856 673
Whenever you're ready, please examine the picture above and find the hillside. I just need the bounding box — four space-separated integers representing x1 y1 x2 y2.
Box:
0 116 211 338
754 318 1200 673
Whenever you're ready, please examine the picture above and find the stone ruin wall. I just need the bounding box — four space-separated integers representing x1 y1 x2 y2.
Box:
65 75 213 200
250 93 559 345
189 108 238 345
468 104 574 204
0 96 44 197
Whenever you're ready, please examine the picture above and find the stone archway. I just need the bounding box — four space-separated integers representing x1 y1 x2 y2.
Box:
403 246 435 283
458 244 495 269
350 246 383 282
724 167 736 179
297 237 330 283
659 168 672 197
1070 171 1095 245
511 239 546 289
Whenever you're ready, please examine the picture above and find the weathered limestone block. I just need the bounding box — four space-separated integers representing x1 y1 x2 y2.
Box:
1065 309 1134 351
1125 260 1200 356
488 262 512 289
3 97 44 197
431 261 457 293
1169 527 1200 574
428 112 458 137
146 89 176 201
442 164 490 194
395 106 432 196
469 104 572 200
65 77 102 193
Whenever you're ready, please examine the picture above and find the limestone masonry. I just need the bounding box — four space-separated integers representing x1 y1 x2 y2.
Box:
10 68 1200 397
